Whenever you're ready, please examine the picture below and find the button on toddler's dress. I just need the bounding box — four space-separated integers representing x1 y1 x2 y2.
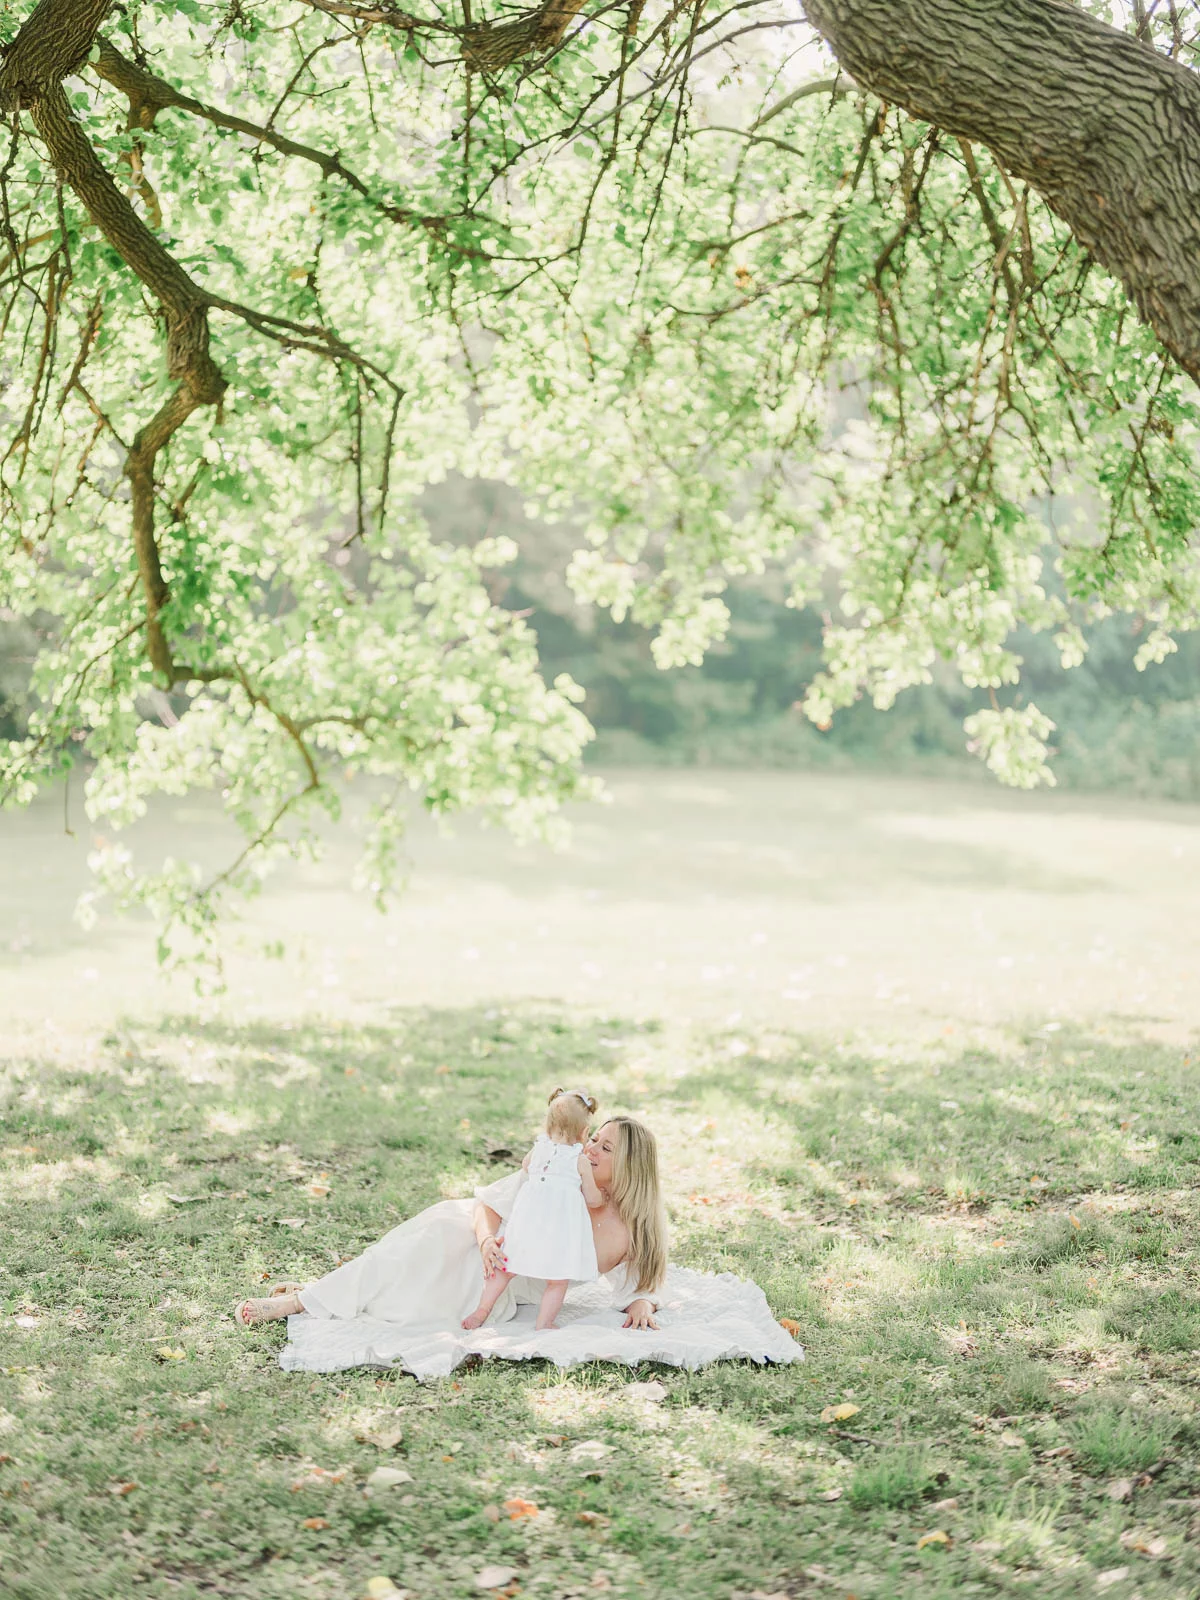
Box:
501 1134 598 1281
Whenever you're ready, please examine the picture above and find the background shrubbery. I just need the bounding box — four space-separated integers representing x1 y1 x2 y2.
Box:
426 477 1200 798
9 474 1200 799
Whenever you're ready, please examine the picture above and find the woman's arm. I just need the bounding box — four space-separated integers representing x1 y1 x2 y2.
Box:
605 1262 660 1328
473 1202 507 1277
577 1153 602 1207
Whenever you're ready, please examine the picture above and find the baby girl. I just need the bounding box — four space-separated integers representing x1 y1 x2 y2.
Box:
463 1087 602 1331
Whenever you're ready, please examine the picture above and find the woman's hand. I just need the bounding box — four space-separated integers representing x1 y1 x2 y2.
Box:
480 1234 507 1278
622 1298 658 1330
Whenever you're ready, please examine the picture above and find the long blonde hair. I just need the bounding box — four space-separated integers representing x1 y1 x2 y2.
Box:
605 1116 668 1296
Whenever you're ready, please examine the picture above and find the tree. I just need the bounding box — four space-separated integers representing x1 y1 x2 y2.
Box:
1 0 1198 959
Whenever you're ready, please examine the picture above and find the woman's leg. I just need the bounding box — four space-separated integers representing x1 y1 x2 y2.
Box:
462 1269 512 1329
535 1279 568 1331
235 1291 306 1326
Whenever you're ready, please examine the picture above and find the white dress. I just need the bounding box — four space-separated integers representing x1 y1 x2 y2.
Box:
501 1135 598 1282
279 1168 804 1377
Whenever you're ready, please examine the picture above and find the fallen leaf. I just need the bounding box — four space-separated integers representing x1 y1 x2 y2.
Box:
357 1416 404 1450
917 1530 951 1551
435 1064 451 1076
109 1481 138 1496
568 1439 610 1463
817 1488 842 1502
820 1403 860 1424
1095 1570 1130 1591
577 1510 611 1529
778 1318 802 1336
475 1567 517 1591
308 1183 331 1198
155 1347 186 1362
1069 1214 1082 1230
1119 1530 1168 1558
166 1194 205 1205
276 1217 306 1229
1106 1478 1134 1503
622 1381 668 1402
1042 1444 1073 1459
366 1467 414 1491
503 1497 539 1520
364 1579 405 1600
302 1517 329 1530
930 1497 959 1512
290 1466 349 1490
482 1504 501 1523
589 1579 611 1592
998 1429 1025 1448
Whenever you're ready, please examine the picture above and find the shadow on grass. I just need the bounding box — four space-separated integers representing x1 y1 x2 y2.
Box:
2 1007 1199 1599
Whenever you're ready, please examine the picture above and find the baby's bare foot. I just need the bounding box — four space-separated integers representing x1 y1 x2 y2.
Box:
461 1307 489 1330
535 1317 559 1331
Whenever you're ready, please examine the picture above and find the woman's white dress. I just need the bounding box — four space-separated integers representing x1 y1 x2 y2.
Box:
299 1168 622 1328
501 1136 597 1281
281 1167 804 1378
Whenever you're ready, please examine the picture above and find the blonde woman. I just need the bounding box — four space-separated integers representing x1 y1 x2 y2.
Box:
235 1116 667 1335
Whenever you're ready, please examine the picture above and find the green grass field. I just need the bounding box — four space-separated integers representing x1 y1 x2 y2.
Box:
3 773 1200 1599
3 1007 1199 1599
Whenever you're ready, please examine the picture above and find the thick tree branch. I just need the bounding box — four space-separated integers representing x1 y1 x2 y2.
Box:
463 0 588 70
803 0 1200 383
0 0 111 109
7 0 402 684
29 77 225 680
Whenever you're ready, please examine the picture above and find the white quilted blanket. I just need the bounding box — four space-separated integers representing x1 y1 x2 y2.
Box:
279 1264 803 1379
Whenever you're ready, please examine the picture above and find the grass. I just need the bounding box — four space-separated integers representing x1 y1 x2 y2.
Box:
2 1006 1200 1599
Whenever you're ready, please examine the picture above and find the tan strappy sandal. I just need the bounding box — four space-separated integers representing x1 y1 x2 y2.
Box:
234 1291 303 1326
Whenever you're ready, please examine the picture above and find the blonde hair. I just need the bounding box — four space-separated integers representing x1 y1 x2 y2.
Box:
545 1086 597 1144
604 1116 668 1296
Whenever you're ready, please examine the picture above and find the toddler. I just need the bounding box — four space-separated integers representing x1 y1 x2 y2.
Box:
463 1087 601 1331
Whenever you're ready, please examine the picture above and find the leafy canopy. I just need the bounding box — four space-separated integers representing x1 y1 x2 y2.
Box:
1 0 1198 957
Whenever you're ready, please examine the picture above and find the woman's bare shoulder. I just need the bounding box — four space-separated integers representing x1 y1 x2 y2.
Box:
590 1207 631 1274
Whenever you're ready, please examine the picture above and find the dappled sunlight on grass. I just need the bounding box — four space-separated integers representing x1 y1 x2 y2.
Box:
3 1005 1200 1597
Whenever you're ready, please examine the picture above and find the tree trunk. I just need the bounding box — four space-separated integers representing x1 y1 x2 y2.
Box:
803 0 1200 383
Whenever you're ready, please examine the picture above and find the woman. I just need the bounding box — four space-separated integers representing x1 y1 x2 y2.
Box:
235 1116 666 1333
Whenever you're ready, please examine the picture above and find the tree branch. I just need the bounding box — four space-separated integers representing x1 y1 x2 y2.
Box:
463 0 589 71
89 38 425 226
803 0 1200 383
0 0 111 110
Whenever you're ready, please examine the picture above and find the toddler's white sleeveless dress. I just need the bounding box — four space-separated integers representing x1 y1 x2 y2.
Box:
501 1134 598 1281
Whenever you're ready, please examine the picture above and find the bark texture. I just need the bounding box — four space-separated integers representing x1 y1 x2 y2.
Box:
804 0 1200 382
0 0 111 109
463 0 588 71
